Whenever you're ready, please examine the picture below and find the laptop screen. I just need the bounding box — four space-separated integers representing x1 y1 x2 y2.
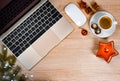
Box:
0 0 40 35
0 0 12 10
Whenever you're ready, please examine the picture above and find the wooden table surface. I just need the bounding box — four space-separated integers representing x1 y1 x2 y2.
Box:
1 0 120 81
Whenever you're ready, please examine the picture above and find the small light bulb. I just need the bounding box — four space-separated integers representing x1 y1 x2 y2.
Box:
3 47 7 51
30 74 34 78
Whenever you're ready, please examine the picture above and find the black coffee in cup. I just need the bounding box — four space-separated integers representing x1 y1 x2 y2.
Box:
99 16 112 29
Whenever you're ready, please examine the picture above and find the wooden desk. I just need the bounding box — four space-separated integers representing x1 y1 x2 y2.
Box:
1 0 120 81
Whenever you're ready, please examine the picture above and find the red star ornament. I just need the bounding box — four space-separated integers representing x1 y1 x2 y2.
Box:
96 41 118 63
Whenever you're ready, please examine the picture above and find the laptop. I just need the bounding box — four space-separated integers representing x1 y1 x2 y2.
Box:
0 0 73 70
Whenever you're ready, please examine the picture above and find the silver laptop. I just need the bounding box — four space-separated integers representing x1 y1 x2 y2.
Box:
0 0 73 70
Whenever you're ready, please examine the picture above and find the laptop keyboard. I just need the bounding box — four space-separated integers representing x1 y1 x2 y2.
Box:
2 0 62 57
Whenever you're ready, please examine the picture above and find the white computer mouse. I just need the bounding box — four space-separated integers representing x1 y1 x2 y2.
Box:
65 3 87 27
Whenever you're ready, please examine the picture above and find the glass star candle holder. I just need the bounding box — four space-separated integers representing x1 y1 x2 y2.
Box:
96 41 118 63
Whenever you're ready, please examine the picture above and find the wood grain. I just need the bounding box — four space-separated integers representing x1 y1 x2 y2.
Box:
1 0 120 81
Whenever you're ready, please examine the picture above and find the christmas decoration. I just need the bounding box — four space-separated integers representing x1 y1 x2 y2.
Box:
0 45 27 81
96 41 118 63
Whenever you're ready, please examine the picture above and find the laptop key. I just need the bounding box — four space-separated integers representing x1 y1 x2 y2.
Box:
7 42 12 47
13 31 18 35
28 30 32 34
14 52 20 57
42 6 46 10
52 11 60 18
13 46 20 54
20 43 24 47
3 39 8 44
29 34 33 38
15 36 19 40
26 37 30 41
10 44 16 51
18 39 22 42
44 11 47 14
18 33 22 37
36 29 40 33
15 41 19 45
22 36 26 39
46 1 51 7
25 33 29 37
49 23 53 27
23 40 27 44
22 47 26 51
51 9 57 14
33 31 37 35
52 20 56 24
10 34 15 38
25 44 30 48
11 39 16 43
7 37 11 41
45 25 50 30
18 50 23 55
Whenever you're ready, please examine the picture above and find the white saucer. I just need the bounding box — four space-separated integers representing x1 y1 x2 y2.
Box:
90 11 117 38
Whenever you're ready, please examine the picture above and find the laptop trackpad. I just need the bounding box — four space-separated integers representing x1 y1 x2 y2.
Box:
32 29 60 57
